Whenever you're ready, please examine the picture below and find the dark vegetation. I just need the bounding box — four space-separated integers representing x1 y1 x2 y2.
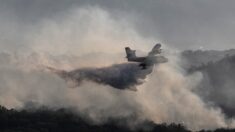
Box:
0 105 235 132
0 105 190 132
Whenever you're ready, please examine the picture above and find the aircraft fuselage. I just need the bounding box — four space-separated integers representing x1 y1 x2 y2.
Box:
127 55 168 69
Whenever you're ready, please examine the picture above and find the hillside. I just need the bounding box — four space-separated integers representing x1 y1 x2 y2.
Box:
0 106 189 132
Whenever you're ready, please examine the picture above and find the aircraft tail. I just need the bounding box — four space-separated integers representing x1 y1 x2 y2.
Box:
125 47 136 59
148 43 162 56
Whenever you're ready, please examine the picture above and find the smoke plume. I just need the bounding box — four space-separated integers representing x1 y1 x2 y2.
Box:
0 6 235 131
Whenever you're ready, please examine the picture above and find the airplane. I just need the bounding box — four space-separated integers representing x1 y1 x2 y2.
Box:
125 43 168 69
44 44 168 91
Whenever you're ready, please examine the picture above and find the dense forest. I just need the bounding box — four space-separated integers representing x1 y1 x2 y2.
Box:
0 105 235 132
0 105 190 132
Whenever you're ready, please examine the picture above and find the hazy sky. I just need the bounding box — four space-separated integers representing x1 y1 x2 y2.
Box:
1 0 235 51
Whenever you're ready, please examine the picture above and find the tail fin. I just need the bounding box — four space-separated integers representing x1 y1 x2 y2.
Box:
148 43 162 56
125 47 136 59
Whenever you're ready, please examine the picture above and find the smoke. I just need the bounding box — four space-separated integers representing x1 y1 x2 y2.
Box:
1 51 235 131
25 6 155 56
186 54 235 117
0 6 235 131
136 64 235 130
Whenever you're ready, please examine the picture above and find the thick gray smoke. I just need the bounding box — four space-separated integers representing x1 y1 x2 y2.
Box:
0 5 235 131
182 51 235 118
1 50 235 131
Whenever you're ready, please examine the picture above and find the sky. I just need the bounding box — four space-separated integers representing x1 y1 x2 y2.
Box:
0 0 235 52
